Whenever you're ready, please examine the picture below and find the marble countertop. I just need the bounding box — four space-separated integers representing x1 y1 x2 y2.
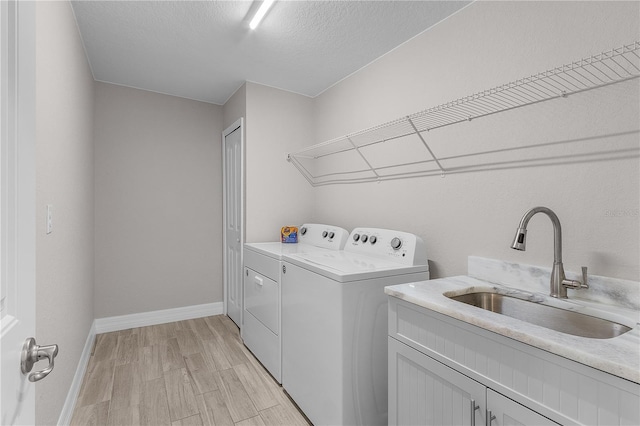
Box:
385 275 640 384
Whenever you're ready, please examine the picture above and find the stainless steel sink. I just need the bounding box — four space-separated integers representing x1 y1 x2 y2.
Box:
448 292 632 339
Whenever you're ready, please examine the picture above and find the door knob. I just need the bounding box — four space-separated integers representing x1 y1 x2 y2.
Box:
21 337 59 382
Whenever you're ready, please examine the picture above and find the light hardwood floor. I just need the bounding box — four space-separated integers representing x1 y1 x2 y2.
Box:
70 315 310 426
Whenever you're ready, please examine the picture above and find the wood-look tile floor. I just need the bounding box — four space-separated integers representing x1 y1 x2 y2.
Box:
70 315 310 426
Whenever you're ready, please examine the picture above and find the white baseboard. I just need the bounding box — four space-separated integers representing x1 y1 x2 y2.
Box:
57 321 96 426
94 302 224 334
57 302 224 425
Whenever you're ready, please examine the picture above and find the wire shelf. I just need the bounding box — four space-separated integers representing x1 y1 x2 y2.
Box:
287 41 640 186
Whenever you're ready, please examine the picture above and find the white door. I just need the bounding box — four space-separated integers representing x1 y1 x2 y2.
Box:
222 119 244 328
1 1 36 424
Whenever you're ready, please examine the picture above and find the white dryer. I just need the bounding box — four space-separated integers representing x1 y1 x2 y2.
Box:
281 227 429 426
243 224 349 383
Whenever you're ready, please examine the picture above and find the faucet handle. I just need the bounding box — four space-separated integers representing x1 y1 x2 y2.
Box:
562 266 589 291
581 266 589 289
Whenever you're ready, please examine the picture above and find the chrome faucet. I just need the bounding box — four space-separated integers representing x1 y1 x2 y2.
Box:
511 206 588 299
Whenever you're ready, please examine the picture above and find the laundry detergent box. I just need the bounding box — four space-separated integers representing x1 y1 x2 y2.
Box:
281 226 298 243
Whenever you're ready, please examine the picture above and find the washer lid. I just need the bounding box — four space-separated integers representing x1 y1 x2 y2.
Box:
284 251 428 282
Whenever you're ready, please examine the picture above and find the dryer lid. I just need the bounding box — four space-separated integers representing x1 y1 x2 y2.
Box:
244 242 319 260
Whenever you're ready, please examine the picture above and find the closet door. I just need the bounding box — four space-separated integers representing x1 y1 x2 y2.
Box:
222 119 243 328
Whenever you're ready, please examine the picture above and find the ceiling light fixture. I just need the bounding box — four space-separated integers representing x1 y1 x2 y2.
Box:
249 0 275 30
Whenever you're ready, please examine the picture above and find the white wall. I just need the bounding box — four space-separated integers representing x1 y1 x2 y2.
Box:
312 1 640 281
223 83 246 130
35 2 95 424
245 82 316 242
94 82 223 318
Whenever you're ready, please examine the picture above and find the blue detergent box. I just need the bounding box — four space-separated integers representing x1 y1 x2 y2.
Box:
281 226 298 243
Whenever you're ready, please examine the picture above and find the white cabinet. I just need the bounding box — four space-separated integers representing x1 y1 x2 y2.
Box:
388 297 640 426
390 337 484 426
389 337 557 426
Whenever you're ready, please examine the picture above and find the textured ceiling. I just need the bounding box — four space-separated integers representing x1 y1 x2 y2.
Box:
71 1 471 105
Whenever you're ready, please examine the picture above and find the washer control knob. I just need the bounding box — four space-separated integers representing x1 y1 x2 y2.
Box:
353 234 360 242
369 236 377 244
328 231 335 239
322 231 328 238
390 237 403 250
300 227 307 235
361 235 368 243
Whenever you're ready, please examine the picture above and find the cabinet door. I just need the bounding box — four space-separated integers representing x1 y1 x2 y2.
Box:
389 337 486 426
487 389 559 426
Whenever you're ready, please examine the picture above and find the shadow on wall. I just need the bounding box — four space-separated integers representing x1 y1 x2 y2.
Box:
426 130 640 176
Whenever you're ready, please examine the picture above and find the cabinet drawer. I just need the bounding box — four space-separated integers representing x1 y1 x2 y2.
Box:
244 267 279 334
244 248 280 281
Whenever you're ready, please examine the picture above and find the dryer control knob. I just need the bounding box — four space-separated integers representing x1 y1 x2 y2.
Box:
370 236 377 244
353 234 360 242
328 232 335 239
361 235 368 243
390 237 403 250
300 227 307 235
322 231 328 238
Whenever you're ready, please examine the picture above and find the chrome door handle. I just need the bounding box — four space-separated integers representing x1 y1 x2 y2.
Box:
487 410 496 425
21 337 59 382
470 399 479 426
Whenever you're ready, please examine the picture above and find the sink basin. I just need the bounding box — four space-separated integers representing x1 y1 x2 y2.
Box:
448 291 632 339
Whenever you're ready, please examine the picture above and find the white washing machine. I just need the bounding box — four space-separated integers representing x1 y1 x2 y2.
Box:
281 227 429 426
243 223 349 383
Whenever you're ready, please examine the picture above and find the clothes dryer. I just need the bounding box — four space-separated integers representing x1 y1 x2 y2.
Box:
243 224 348 383
281 227 429 426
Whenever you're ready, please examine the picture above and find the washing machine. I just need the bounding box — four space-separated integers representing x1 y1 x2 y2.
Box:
242 223 349 383
281 227 429 426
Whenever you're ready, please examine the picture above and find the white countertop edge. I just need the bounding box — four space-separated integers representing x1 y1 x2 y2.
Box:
385 276 640 384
